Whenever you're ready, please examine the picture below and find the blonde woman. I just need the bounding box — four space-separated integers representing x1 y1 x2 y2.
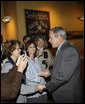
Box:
35 35 53 70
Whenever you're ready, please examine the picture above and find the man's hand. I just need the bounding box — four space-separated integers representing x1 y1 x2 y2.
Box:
39 69 51 78
37 83 46 92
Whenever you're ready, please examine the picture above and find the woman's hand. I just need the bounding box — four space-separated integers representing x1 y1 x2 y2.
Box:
16 54 26 66
17 55 28 73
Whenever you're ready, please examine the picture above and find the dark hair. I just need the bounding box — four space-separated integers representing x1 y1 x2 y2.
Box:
25 40 37 57
2 40 21 57
23 35 30 42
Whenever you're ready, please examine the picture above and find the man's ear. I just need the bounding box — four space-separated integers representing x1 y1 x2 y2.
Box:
58 35 62 39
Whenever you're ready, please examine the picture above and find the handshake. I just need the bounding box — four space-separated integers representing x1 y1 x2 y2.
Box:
37 69 51 92
37 83 46 92
38 69 51 78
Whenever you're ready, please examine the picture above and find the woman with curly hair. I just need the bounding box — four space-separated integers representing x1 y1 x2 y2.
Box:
1 40 21 73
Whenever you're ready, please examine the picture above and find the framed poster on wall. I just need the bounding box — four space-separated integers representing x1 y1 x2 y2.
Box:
25 9 50 40
67 31 84 40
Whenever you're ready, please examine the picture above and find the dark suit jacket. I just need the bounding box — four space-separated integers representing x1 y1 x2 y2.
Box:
1 65 23 103
46 41 84 103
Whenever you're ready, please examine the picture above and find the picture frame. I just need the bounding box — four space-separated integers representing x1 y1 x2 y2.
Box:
67 31 84 40
25 9 50 40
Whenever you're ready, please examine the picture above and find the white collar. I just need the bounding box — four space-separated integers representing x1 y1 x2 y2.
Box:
37 47 43 51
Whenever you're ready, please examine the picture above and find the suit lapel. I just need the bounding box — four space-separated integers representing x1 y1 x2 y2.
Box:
53 41 69 68
55 41 69 56
58 41 69 55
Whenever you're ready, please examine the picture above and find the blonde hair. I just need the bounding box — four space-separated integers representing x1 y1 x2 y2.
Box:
35 35 48 49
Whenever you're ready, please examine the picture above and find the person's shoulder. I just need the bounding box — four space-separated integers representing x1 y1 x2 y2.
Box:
63 44 79 56
35 57 41 63
2 58 9 63
68 43 79 53
1 62 13 73
44 48 50 52
35 57 39 60
1 58 11 65
64 41 78 51
1 58 13 68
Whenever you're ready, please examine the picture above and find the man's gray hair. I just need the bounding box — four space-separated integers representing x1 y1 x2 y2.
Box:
49 27 67 40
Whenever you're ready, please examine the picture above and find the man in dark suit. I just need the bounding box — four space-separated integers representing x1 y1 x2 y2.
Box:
37 27 84 103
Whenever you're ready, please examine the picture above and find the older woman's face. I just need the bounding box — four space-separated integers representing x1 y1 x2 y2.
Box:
12 44 21 58
37 38 44 48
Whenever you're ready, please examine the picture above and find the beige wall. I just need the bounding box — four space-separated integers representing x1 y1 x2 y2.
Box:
1 1 6 42
16 1 84 42
2 1 18 41
1 1 84 52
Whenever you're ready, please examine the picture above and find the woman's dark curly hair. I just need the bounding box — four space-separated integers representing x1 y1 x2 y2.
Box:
2 40 21 58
